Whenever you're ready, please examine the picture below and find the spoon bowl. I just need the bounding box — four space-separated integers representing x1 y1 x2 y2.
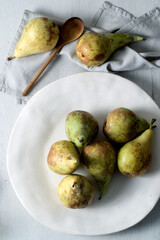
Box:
60 17 85 44
22 17 84 96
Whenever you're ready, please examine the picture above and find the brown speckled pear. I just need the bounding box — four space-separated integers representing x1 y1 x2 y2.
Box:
103 107 150 144
82 141 116 199
65 110 99 147
76 32 144 66
118 119 156 177
47 140 80 175
8 17 59 60
58 174 94 208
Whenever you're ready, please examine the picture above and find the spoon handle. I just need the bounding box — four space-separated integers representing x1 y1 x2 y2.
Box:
22 44 63 96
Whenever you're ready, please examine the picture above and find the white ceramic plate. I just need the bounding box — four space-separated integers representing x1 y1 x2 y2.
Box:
7 72 160 235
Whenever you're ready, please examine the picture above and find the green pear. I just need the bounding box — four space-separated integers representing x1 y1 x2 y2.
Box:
76 32 144 66
47 140 80 175
65 110 99 147
8 17 59 60
58 174 94 208
103 107 149 144
117 119 156 177
81 141 116 199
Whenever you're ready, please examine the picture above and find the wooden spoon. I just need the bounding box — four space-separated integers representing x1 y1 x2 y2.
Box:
22 17 84 96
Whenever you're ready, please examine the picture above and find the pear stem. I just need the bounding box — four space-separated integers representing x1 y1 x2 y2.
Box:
99 195 102 200
8 56 15 61
150 118 156 129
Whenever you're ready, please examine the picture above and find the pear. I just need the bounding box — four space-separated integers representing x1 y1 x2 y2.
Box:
103 107 149 144
117 119 156 177
81 141 116 199
76 32 144 66
58 174 94 208
8 17 59 60
47 140 80 175
65 110 99 147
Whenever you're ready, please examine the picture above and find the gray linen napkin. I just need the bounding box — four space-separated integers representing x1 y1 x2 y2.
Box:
0 1 160 103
